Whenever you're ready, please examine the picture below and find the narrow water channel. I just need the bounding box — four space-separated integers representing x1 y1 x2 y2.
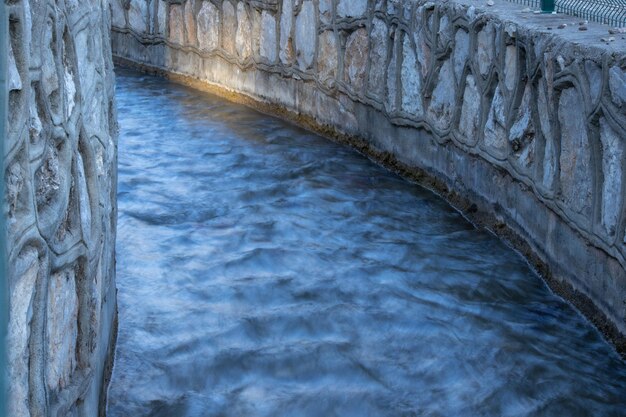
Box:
107 68 626 417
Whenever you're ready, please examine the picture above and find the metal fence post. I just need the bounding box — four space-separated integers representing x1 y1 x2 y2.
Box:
541 0 556 12
0 0 8 415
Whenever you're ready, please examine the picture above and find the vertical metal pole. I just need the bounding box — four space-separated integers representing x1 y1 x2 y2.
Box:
0 1 8 416
541 0 555 13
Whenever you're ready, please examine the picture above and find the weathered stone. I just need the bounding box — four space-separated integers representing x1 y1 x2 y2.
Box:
184 0 198 46
386 36 399 113
319 0 333 25
600 118 623 236
251 8 262 58
260 11 277 62
337 0 368 18
318 31 338 85
197 1 220 51
584 60 602 105
344 28 369 94
401 37 423 116
111 0 126 28
157 0 167 35
279 0 294 64
295 1 316 69
129 0 148 34
368 18 388 97
414 29 431 79
438 15 452 48
509 83 535 169
459 74 480 143
236 3 252 59
483 85 507 155
427 60 455 130
558 88 592 218
453 29 469 83
46 267 79 391
504 45 517 91
222 1 237 54
169 4 185 45
7 248 39 417
609 66 626 107
8 40 22 91
536 79 556 189
476 23 494 76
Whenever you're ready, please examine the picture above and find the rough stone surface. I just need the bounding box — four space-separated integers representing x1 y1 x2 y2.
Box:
236 3 252 59
427 60 455 131
112 0 626 352
184 0 198 46
222 1 237 54
197 1 220 51
600 118 623 237
260 11 277 62
344 28 369 94
458 74 480 144
295 1 316 69
453 29 469 83
483 85 507 156
609 66 626 107
169 4 185 44
558 88 592 219
509 83 535 170
280 0 294 64
368 18 388 98
476 23 494 76
6 0 118 416
318 31 338 86
337 0 368 18
129 0 148 34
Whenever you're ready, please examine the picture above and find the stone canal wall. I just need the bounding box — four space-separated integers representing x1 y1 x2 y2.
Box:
111 0 626 353
5 0 117 416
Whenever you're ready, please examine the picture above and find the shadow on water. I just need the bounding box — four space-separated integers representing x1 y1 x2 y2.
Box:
108 68 626 417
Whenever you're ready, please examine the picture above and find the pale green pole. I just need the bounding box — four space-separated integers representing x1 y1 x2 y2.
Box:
0 0 8 415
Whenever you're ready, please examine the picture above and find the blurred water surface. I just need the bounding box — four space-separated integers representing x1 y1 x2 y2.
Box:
107 68 626 417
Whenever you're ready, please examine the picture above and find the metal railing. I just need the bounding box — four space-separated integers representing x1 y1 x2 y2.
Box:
507 0 626 26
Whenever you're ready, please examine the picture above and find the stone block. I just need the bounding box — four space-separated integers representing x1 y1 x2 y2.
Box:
458 74 480 144
260 11 277 62
295 1 316 70
368 18 388 98
169 4 185 45
46 266 79 392
401 36 423 117
344 28 369 94
483 85 507 156
184 0 198 46
279 0 294 64
197 1 220 51
236 3 252 59
129 0 148 34
427 60 455 130
453 29 469 84
318 31 338 86
600 118 624 237
222 1 237 54
476 23 494 77
558 88 592 218
337 0 368 18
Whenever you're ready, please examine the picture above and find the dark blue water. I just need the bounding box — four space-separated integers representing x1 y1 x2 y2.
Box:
107 68 626 417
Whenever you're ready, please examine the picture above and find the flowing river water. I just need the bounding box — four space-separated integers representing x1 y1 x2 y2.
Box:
107 68 626 417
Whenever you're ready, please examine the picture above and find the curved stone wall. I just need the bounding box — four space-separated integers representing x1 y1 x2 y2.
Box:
5 0 117 415
111 0 626 354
